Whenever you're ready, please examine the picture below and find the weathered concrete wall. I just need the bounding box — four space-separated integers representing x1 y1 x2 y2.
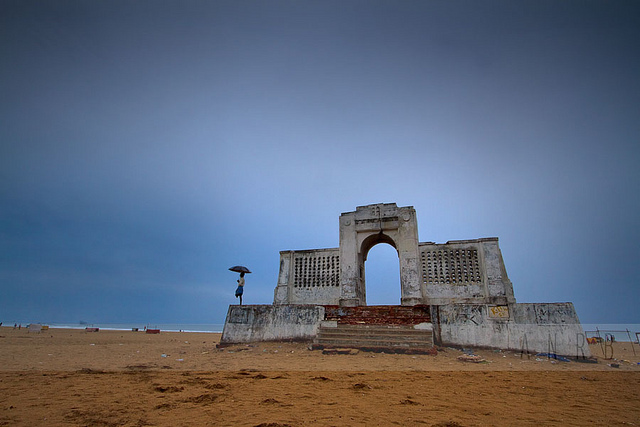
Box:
434 303 591 357
274 205 520 308
221 305 325 344
268 204 587 357
419 238 516 305
273 249 341 305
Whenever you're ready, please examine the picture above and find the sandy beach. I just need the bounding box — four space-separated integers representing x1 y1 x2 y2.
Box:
1 326 639 426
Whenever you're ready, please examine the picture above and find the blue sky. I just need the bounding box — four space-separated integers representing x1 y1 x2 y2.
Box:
1 0 639 324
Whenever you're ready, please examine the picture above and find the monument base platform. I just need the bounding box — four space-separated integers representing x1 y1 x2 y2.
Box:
220 304 324 345
220 302 590 358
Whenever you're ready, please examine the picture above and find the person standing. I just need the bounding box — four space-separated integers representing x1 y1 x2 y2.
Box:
235 272 245 305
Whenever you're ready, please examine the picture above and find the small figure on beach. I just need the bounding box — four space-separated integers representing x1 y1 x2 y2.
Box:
235 272 245 305
228 265 251 305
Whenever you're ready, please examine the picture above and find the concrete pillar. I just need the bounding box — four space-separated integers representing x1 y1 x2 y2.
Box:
339 211 361 306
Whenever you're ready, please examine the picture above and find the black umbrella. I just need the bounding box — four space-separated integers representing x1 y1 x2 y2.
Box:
229 265 251 274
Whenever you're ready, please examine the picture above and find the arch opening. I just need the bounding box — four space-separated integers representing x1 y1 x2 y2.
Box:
362 241 401 306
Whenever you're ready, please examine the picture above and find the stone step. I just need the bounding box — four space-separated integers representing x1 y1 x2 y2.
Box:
320 324 429 331
318 328 432 340
314 324 434 351
310 343 437 355
317 331 432 343
315 336 432 347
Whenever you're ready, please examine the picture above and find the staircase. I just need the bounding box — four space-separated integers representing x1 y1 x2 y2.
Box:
312 305 436 354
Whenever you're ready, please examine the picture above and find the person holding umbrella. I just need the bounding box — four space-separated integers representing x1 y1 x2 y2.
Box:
235 272 245 305
229 266 251 305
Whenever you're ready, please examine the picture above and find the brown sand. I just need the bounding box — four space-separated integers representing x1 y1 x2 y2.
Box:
1 326 639 426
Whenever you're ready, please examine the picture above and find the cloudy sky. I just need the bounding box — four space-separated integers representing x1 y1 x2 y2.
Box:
1 0 638 325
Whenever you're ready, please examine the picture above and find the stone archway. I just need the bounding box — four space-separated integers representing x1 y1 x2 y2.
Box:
338 203 423 307
360 236 401 305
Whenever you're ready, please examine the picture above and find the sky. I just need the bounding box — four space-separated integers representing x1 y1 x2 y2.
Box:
1 0 639 325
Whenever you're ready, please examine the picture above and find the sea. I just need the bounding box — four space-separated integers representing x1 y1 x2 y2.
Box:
44 323 226 333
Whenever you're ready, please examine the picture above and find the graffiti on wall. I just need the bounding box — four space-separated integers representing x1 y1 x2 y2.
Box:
488 305 509 319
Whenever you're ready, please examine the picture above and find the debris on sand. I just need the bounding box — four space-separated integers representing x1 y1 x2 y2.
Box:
457 354 486 363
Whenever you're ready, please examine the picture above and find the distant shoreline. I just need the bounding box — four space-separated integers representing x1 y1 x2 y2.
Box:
1 323 225 333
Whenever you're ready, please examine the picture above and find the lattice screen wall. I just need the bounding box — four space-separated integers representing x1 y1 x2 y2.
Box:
293 253 340 288
421 248 482 285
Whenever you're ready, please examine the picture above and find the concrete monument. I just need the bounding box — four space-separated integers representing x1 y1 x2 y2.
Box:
222 203 590 357
274 203 515 308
